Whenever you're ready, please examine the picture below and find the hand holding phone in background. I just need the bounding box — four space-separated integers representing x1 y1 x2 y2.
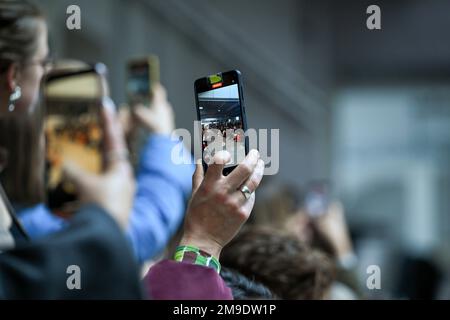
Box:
62 98 135 229
303 181 354 259
124 56 170 166
313 201 354 260
44 62 135 227
119 83 175 136
132 84 175 135
44 63 108 215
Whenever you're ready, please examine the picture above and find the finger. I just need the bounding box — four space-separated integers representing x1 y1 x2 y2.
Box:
118 106 131 135
204 150 231 181
192 162 204 193
101 97 129 169
226 149 260 189
328 201 344 216
233 159 265 205
99 73 110 97
133 104 157 130
239 192 256 220
62 161 97 193
151 83 167 105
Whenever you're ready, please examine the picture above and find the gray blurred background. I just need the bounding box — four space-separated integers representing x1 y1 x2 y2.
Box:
35 0 450 299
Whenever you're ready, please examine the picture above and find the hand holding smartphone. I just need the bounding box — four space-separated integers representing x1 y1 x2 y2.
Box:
194 70 248 175
43 63 108 215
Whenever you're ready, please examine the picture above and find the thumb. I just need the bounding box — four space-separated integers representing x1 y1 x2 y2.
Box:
192 161 204 193
133 104 157 131
118 106 132 135
62 161 97 193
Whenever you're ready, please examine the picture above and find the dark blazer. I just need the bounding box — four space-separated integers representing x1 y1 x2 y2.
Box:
0 204 143 299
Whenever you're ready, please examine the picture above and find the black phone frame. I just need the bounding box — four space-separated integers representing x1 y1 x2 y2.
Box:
194 70 248 176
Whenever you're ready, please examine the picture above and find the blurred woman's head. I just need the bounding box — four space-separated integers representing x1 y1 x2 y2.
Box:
250 184 338 257
251 184 314 243
0 0 47 203
0 0 48 117
221 226 336 300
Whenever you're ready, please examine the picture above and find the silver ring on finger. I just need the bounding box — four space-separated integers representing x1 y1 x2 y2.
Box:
240 185 252 200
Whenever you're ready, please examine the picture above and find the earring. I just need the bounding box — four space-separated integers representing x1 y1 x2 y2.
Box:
8 86 21 112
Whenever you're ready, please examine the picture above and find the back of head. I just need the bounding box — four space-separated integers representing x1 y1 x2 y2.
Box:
220 267 274 300
250 183 305 228
221 226 336 300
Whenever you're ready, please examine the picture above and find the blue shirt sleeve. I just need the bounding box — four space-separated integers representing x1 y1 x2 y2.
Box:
16 203 68 239
17 134 194 264
128 134 194 263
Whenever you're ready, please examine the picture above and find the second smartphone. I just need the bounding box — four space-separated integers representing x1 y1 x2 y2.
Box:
125 55 160 168
43 63 108 215
126 55 160 107
194 70 248 175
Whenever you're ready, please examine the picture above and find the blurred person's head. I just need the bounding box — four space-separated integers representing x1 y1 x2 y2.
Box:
251 184 338 258
0 0 48 117
220 267 274 300
221 226 336 300
0 0 48 202
251 184 314 243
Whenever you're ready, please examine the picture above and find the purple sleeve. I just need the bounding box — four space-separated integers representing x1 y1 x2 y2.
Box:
142 260 233 300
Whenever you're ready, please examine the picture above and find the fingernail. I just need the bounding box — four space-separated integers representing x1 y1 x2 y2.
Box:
250 149 260 159
102 96 116 112
217 150 231 164
257 159 265 175
248 150 259 165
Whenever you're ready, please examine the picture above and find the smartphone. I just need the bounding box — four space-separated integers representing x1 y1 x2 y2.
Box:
194 70 248 175
126 55 160 107
125 56 160 168
305 181 330 218
43 63 108 215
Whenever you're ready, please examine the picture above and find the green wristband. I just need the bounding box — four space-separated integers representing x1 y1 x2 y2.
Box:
174 245 221 273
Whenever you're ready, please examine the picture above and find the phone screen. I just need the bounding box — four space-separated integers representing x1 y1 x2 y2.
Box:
127 56 159 106
197 79 246 169
44 67 105 213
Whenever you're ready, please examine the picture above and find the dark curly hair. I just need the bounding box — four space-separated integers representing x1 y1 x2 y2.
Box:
221 226 336 299
220 267 275 300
